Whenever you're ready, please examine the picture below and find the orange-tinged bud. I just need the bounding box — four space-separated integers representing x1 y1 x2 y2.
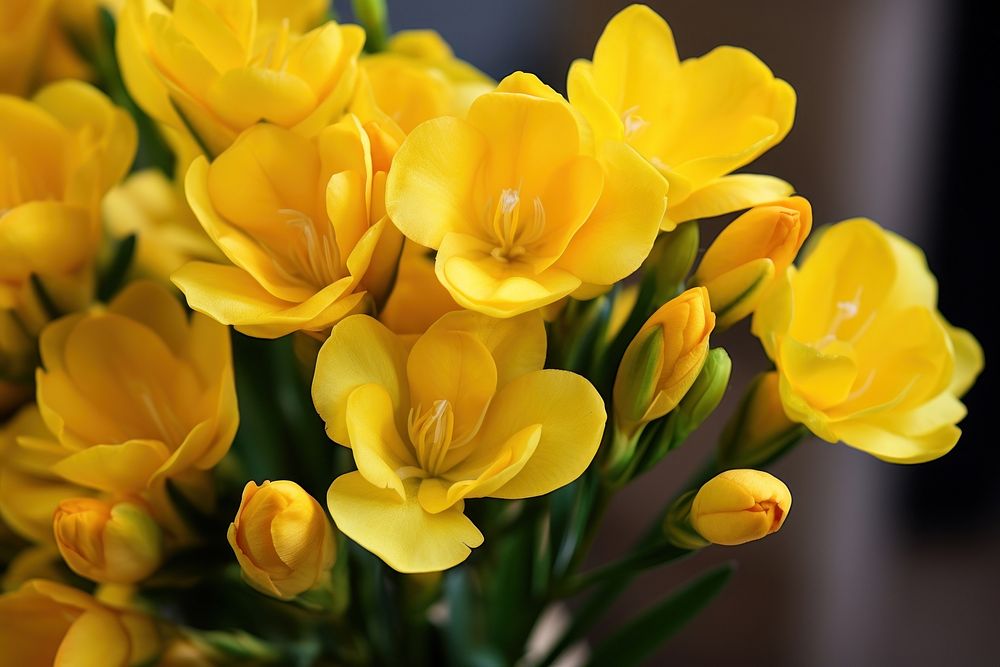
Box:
691 469 791 546
227 480 337 600
53 498 163 585
695 197 811 329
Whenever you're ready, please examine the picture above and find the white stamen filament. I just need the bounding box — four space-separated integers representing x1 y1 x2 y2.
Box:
488 187 546 261
622 105 649 138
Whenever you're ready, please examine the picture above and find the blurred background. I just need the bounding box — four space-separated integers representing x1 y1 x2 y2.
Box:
335 0 996 664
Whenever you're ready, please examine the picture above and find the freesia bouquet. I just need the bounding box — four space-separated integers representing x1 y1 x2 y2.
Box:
0 1 983 665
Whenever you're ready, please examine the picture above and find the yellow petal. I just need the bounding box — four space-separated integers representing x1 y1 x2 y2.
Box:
467 370 605 499
668 47 795 181
705 258 775 329
832 420 960 464
108 280 191 358
379 245 460 335
172 0 250 72
55 609 130 667
208 68 317 129
53 440 171 494
327 473 483 573
779 338 857 411
424 309 546 388
117 0 182 128
591 4 679 111
465 88 581 196
556 140 666 284
0 202 93 280
407 329 497 438
312 315 408 445
187 153 315 304
345 384 417 500
566 59 623 144
945 324 984 397
32 81 138 193
385 116 487 248
530 156 605 266
418 424 541 513
884 228 938 310
751 266 794 359
665 173 794 225
172 261 363 338
436 233 581 317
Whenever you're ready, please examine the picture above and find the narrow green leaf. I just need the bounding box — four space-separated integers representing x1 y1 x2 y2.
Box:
586 563 735 667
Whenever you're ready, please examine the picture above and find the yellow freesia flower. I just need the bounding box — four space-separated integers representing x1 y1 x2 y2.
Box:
359 30 494 134
691 469 791 546
35 281 238 493
568 4 795 229
694 196 812 329
117 0 364 157
313 310 606 572
1 81 136 325
379 242 460 335
753 219 984 463
228 480 336 600
173 115 402 338
103 169 226 285
0 579 161 666
0 405 92 544
53 497 163 584
386 72 668 318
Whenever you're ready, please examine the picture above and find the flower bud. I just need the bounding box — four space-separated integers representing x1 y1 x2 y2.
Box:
614 287 715 433
691 469 791 546
53 498 163 585
228 481 336 600
674 348 731 436
718 371 804 468
694 197 811 329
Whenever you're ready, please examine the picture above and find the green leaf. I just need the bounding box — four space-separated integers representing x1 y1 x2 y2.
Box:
586 563 735 667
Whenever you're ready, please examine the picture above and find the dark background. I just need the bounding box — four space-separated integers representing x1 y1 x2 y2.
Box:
339 1 996 663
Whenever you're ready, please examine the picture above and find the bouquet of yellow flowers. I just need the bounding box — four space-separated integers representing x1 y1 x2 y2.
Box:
0 1 983 665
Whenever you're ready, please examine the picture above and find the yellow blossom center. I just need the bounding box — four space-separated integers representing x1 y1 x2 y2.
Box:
621 105 649 139
262 209 343 289
811 287 877 352
488 188 546 262
407 399 457 475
